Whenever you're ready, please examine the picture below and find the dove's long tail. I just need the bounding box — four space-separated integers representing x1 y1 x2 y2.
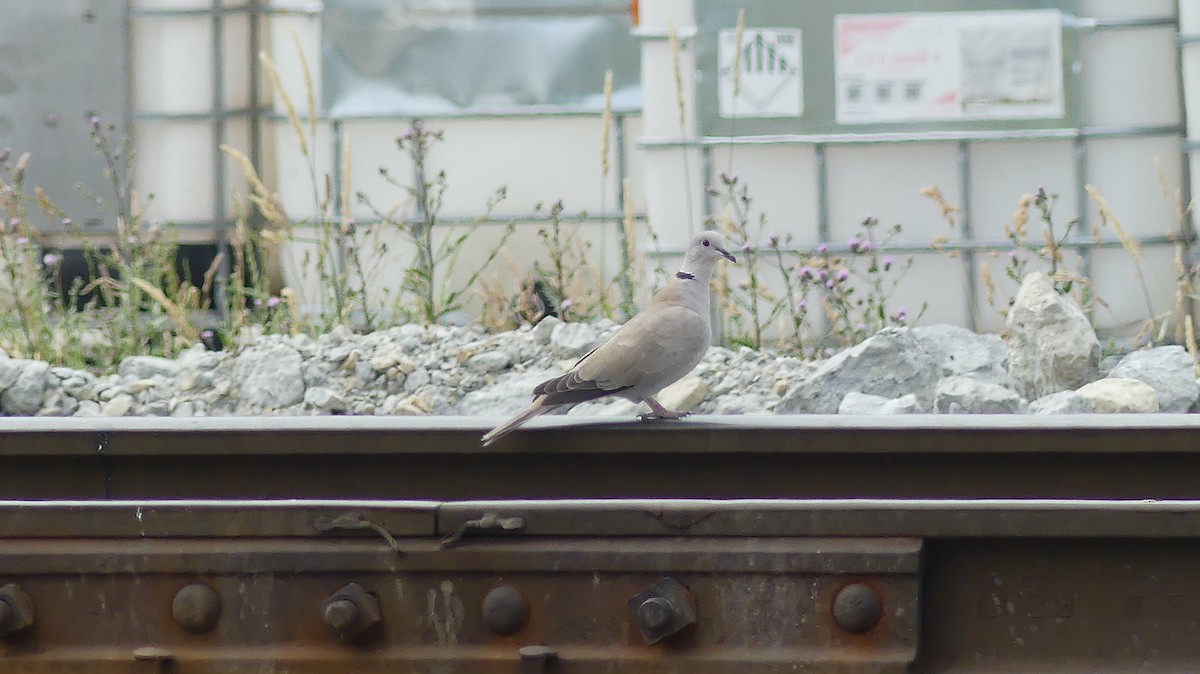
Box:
481 398 554 447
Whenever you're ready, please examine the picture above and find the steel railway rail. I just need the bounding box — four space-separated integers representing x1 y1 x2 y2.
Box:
0 416 1198 671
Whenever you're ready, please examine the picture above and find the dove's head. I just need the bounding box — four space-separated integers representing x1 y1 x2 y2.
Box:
686 230 737 268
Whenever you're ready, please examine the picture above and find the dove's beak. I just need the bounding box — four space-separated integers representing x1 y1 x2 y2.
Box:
717 247 736 263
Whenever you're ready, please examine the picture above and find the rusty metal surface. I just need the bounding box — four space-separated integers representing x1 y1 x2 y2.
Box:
1 416 1200 500
0 531 921 673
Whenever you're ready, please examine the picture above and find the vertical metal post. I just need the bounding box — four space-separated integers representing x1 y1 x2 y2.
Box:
815 143 830 243
957 140 980 332
212 0 227 227
1173 0 1196 337
614 113 634 317
1069 31 1094 299
815 142 831 342
211 0 230 317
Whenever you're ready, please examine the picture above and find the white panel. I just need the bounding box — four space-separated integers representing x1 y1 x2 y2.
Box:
1082 28 1181 127
968 140 1077 240
426 117 616 219
339 121 415 221
888 253 970 328
131 16 214 113
641 147 706 248
337 219 624 320
132 0 209 9
222 12 253 110
267 13 322 119
640 38 697 138
622 115 647 213
638 0 694 27
134 122 216 222
1086 136 1183 236
707 144 821 246
1091 246 1181 335
1184 44 1200 139
273 120 333 220
826 143 961 243
1081 0 1176 19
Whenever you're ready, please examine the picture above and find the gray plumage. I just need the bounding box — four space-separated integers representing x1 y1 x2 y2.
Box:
482 230 736 446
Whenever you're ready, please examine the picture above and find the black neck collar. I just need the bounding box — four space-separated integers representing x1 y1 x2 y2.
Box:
675 271 695 280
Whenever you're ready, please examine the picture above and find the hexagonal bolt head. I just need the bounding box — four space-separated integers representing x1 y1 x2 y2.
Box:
832 582 883 634
626 577 696 645
321 583 381 641
482 585 530 635
0 584 34 636
172 583 221 634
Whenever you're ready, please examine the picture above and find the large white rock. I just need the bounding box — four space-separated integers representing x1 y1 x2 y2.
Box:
776 327 939 414
1106 346 1199 413
0 360 49 415
1005 272 1100 399
1028 390 1094 414
935 375 1025 414
1076 378 1159 413
656 375 710 413
913 324 1008 385
837 391 922 415
233 344 305 408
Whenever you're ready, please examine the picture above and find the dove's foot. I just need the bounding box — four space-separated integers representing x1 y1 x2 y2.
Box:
639 396 691 421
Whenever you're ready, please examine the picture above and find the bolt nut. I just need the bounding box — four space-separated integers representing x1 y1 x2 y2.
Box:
635 597 673 630
321 583 381 641
626 577 696 645
0 584 34 636
482 585 529 635
172 583 221 634
832 582 883 634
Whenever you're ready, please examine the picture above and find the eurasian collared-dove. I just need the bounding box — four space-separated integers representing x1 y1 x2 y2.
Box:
481 230 736 446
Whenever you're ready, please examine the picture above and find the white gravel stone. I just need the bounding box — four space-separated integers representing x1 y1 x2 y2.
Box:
1076 378 1159 413
233 344 306 408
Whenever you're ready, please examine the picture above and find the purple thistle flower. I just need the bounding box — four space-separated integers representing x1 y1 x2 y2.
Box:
9 217 20 228
860 240 874 253
766 232 781 248
825 279 835 289
42 253 59 266
795 300 807 311
14 237 27 246
89 115 101 130
847 236 861 252
836 269 849 282
253 298 263 307
817 243 829 254
798 266 813 279
266 297 281 308
895 307 908 321
817 268 829 281
61 218 72 227
882 255 894 271
856 322 867 332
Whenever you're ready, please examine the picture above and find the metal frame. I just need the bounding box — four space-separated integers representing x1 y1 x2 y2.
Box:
124 2 643 240
640 10 1195 335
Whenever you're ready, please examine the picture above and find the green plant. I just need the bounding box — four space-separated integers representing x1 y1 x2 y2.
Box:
711 172 921 357
360 121 514 325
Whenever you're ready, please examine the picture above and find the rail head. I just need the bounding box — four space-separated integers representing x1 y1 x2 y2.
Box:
0 414 1198 456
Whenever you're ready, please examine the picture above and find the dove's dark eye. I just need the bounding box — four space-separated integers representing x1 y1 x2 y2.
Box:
702 239 710 247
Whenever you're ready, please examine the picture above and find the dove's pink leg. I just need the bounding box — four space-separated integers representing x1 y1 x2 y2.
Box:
639 396 691 420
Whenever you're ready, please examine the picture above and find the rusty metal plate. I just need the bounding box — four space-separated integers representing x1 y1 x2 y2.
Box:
0 536 921 673
922 539 1200 672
